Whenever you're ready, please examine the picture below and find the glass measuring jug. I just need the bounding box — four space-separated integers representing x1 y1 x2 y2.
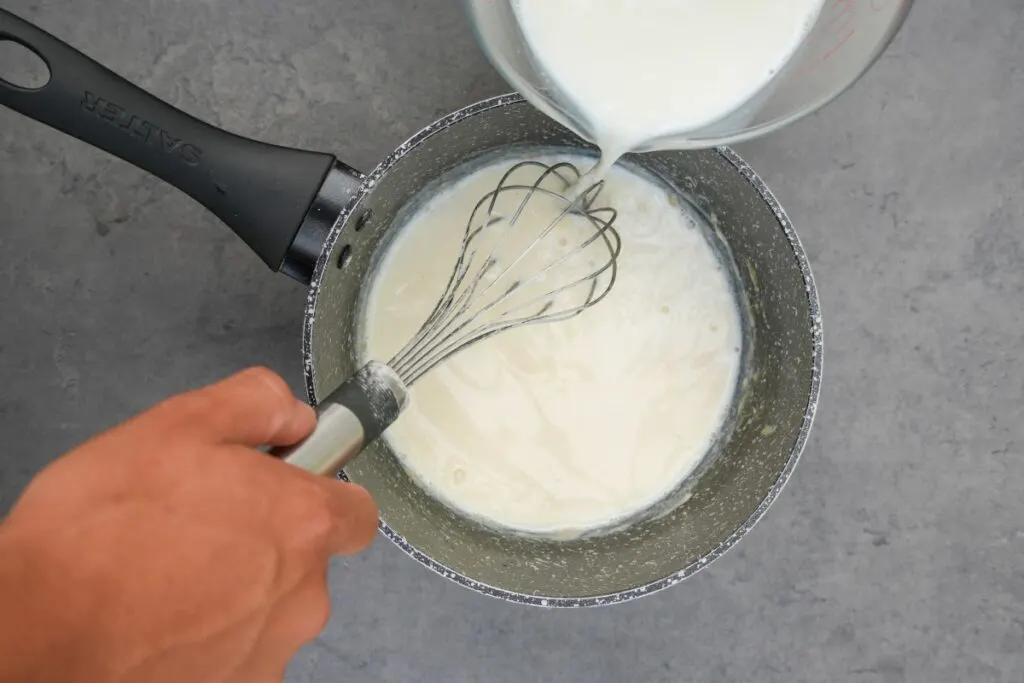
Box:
464 0 915 150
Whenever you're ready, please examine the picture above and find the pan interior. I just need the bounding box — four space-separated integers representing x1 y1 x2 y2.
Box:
355 149 750 540
305 99 818 602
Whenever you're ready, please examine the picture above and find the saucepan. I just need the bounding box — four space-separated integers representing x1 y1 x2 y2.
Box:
0 9 822 606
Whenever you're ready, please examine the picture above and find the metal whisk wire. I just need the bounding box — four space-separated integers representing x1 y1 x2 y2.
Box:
389 161 621 386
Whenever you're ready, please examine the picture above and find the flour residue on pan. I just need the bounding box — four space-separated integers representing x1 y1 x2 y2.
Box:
359 153 744 539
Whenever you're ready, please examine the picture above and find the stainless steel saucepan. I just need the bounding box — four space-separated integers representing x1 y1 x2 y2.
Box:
0 9 821 606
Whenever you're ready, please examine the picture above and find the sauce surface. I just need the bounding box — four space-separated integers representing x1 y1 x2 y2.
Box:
362 158 742 536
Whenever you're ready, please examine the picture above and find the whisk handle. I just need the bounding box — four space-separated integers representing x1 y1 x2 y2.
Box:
271 362 409 477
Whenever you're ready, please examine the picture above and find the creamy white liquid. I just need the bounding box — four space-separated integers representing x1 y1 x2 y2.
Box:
362 158 742 536
513 0 826 161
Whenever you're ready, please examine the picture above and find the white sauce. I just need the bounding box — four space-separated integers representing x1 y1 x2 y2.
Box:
362 158 741 536
513 0 826 163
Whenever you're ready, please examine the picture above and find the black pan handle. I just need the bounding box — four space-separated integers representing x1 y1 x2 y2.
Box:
0 8 341 273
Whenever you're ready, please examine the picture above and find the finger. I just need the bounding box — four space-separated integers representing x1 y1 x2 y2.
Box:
227 570 332 683
263 466 380 559
314 480 380 556
162 367 316 447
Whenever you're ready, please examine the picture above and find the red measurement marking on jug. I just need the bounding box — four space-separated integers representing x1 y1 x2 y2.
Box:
797 0 898 77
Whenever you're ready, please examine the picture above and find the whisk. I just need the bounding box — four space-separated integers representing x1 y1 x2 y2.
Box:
275 161 621 477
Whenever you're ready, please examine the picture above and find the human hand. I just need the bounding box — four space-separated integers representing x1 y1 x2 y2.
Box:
0 367 378 683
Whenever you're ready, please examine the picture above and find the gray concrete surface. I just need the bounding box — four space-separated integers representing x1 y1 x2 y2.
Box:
1 0 1022 681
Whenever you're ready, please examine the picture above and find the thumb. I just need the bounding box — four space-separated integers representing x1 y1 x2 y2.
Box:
160 367 317 447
